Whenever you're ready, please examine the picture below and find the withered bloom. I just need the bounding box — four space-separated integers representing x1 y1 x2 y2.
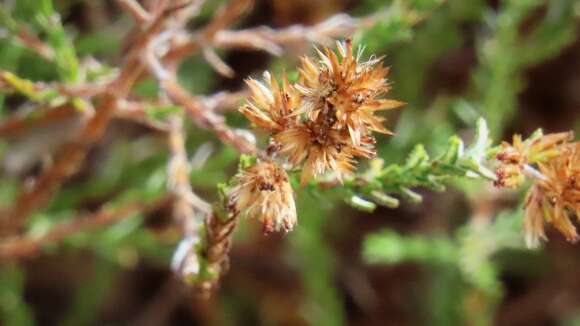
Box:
240 40 402 184
497 131 580 247
228 161 297 233
240 71 299 133
495 131 572 188
524 142 580 246
295 40 403 146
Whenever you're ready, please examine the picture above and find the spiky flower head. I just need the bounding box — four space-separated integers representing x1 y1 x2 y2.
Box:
495 131 572 188
295 39 403 146
227 161 297 233
523 142 580 247
239 40 402 184
240 71 299 134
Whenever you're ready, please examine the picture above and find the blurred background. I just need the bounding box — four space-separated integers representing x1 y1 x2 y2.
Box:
1 0 580 325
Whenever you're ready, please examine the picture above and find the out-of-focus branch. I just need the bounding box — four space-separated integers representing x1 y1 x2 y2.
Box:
0 196 170 259
14 28 55 60
166 11 382 61
201 0 253 39
1 2 179 233
167 115 211 231
117 0 152 25
0 104 74 138
201 90 247 112
163 0 253 67
1 94 118 232
144 37 258 155
0 7 55 61
0 90 246 138
163 78 258 155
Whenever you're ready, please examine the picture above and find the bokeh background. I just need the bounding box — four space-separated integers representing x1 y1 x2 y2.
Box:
1 0 580 325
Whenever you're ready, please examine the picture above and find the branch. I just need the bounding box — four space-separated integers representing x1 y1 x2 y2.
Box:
166 11 383 61
0 196 171 259
1 2 179 233
167 114 211 233
117 0 152 25
343 118 496 211
162 79 258 155
142 37 258 155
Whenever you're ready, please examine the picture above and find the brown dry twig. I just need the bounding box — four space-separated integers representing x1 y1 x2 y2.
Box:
0 195 171 259
142 26 258 155
163 0 253 65
0 89 245 138
162 78 259 156
167 114 211 230
117 0 152 25
1 1 181 233
166 11 382 61
10 26 55 61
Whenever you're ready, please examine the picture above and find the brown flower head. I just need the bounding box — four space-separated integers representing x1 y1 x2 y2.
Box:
228 161 297 233
273 123 358 184
495 131 573 188
523 141 580 247
240 71 299 133
239 41 402 184
294 39 404 146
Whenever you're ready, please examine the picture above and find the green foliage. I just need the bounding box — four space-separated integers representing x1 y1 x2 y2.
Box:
363 208 525 325
364 229 457 265
0 265 34 326
288 192 345 326
472 0 578 137
61 261 117 326
345 118 495 211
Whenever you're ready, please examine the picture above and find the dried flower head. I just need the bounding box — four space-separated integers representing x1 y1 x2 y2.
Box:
227 161 297 233
495 131 573 188
295 39 403 145
522 141 580 247
240 71 299 133
240 40 402 184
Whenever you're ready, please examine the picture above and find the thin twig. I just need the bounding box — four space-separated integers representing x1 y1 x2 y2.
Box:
0 196 171 259
522 164 549 182
1 2 180 233
167 114 211 232
0 90 246 138
166 11 379 61
162 78 258 156
143 31 258 155
163 0 253 64
117 0 152 25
